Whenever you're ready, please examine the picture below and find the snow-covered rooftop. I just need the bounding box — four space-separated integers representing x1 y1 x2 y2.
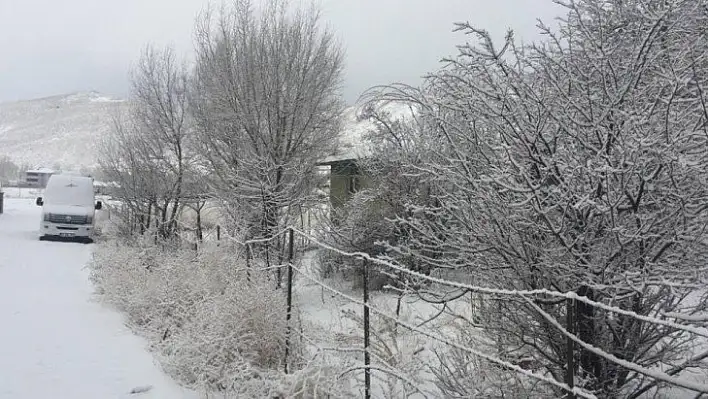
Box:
93 180 119 187
322 102 416 164
26 167 55 174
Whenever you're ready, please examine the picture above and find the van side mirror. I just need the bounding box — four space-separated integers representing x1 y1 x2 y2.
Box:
36 197 43 206
95 201 103 210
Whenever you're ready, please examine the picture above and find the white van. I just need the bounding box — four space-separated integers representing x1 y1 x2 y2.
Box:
35 174 103 243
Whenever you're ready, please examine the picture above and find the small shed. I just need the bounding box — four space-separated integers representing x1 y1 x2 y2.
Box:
317 107 378 209
318 158 370 209
318 104 415 210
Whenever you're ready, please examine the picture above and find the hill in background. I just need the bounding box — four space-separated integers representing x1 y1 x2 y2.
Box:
0 91 127 172
0 90 406 182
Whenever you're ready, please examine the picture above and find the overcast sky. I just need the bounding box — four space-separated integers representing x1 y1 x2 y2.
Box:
0 0 563 105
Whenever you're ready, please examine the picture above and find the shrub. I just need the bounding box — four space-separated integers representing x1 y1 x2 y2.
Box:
89 239 319 394
317 190 402 292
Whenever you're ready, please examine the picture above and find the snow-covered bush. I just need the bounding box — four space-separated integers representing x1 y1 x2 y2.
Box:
88 238 343 394
358 0 708 396
430 320 555 398
319 118 439 292
340 299 430 398
317 190 400 291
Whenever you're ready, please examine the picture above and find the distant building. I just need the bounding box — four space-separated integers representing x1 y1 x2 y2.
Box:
93 180 119 196
24 168 55 188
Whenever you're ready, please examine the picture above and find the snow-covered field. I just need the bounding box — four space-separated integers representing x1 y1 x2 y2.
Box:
0 198 194 399
1 187 44 199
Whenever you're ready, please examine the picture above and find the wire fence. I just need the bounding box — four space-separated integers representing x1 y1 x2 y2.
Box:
191 224 708 399
95 198 708 398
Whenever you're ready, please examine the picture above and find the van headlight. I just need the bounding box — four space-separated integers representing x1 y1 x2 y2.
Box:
43 213 51 221
86 215 94 224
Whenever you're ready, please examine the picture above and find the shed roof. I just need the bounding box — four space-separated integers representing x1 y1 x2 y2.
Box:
321 103 415 165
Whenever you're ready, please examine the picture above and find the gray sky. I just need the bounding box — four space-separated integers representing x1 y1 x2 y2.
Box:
0 0 563 105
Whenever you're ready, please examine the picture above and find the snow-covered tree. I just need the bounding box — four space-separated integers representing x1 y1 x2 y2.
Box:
99 109 154 235
0 155 19 184
190 0 344 253
363 0 708 396
100 45 194 239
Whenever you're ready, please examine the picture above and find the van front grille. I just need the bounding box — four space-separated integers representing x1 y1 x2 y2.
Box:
48 214 88 225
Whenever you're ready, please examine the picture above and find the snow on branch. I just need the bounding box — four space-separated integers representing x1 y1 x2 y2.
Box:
524 297 708 394
288 262 597 399
290 227 708 340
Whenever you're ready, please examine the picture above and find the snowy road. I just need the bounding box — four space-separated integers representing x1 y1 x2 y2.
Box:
0 198 194 399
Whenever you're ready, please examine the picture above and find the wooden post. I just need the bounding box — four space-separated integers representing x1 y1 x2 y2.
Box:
363 258 371 399
284 228 295 373
196 208 203 242
566 297 576 399
245 243 252 283
276 249 282 289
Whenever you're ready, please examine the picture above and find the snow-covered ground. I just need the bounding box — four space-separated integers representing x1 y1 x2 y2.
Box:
0 198 194 399
1 187 44 199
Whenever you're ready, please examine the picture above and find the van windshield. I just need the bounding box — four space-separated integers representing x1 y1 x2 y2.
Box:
44 179 94 207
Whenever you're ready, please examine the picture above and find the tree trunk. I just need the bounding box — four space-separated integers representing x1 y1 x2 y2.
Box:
576 285 602 386
168 170 183 238
196 204 203 242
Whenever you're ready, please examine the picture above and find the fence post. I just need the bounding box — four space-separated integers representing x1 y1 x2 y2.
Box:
363 258 371 399
245 242 252 283
284 228 295 374
566 297 576 399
